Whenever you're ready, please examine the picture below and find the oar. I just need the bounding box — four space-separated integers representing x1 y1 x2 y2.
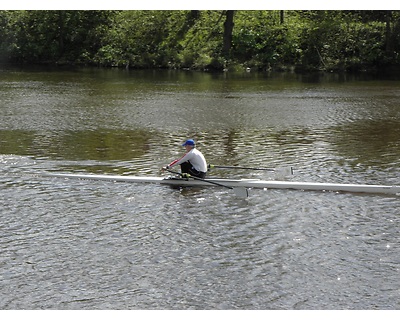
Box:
165 168 249 198
208 164 294 176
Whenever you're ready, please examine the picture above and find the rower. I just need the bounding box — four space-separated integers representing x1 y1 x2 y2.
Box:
162 139 208 178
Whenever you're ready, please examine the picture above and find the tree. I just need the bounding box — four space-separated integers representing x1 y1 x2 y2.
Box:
222 10 235 59
2 10 400 70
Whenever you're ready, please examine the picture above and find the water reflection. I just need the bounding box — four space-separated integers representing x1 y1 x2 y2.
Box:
0 129 152 161
0 129 36 155
329 119 400 167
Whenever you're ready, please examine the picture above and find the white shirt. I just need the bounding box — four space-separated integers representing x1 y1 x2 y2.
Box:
168 148 208 172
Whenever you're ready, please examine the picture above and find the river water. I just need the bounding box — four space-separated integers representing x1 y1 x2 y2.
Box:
0 66 399 310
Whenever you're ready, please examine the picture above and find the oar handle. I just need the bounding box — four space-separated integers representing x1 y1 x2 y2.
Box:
165 168 233 189
164 168 249 198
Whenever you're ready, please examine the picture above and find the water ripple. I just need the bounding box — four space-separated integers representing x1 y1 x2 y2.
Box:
1 70 400 309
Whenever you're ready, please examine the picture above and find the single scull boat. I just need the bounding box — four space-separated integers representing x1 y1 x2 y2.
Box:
45 172 400 195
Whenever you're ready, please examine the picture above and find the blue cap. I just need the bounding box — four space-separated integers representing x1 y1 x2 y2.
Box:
182 139 195 146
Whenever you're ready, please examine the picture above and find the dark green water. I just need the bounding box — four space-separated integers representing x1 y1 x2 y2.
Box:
1 66 399 309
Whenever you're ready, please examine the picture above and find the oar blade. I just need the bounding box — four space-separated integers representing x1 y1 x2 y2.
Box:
274 166 294 179
233 187 249 198
278 166 293 175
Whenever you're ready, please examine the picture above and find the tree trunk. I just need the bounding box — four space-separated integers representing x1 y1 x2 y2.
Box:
57 11 65 58
385 10 392 55
222 10 235 58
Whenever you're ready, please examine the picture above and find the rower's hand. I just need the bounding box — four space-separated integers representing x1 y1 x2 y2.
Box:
161 165 170 171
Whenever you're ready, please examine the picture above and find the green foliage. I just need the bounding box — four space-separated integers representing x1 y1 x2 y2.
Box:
232 11 303 69
298 11 393 71
1 10 399 71
0 10 114 64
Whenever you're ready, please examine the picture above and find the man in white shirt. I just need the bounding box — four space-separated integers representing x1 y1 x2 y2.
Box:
163 139 207 178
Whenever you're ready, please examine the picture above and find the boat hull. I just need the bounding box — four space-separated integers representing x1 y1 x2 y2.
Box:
45 173 400 195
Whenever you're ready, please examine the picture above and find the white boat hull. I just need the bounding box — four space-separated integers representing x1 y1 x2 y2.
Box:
45 173 400 195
